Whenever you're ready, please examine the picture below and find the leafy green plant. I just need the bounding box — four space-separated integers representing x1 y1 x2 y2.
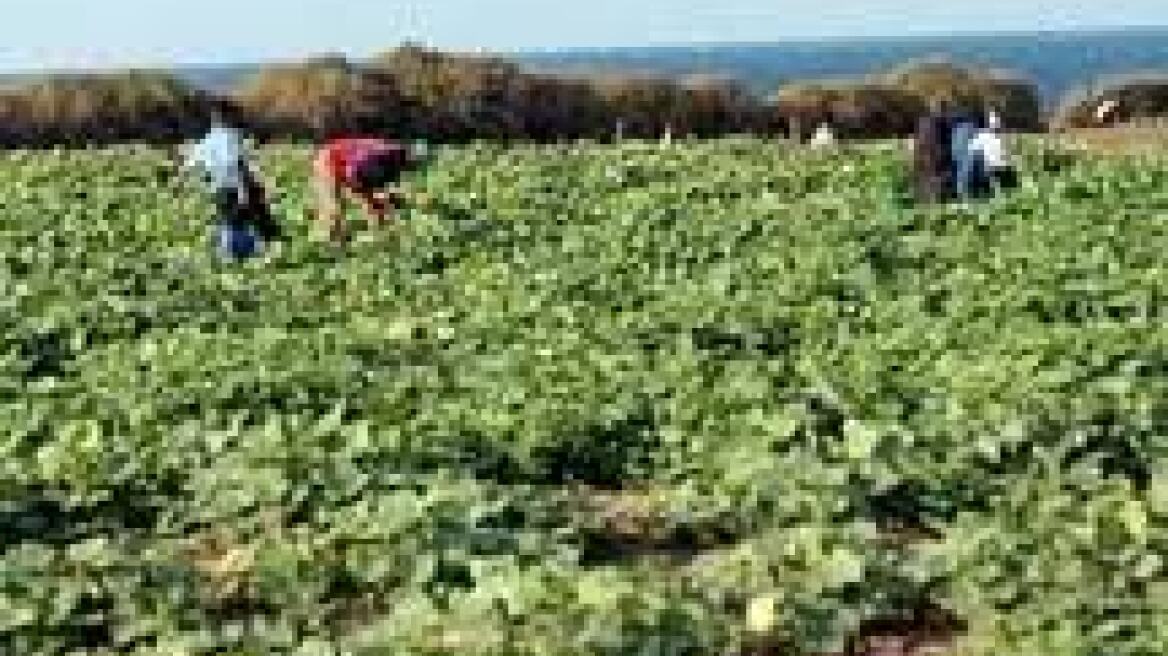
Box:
1 138 1166 654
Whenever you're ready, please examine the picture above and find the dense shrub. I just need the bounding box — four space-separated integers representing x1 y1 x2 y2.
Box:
775 81 926 140
1055 73 1168 128
774 59 1043 139
0 50 1046 147
880 60 1042 131
234 55 415 141
0 71 212 147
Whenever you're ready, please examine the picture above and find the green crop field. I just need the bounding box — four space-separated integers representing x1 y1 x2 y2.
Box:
3 138 1168 655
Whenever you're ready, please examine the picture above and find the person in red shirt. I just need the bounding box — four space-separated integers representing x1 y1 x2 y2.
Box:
311 136 425 243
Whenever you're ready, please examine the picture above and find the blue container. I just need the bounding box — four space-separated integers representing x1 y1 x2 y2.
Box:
216 222 260 260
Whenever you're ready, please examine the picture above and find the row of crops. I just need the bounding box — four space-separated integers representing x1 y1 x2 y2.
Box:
2 138 1168 654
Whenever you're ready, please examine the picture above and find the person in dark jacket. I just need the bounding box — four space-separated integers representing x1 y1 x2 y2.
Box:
241 164 281 242
950 109 981 199
913 99 955 204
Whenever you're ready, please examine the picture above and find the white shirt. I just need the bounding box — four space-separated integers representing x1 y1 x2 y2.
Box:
810 124 835 147
185 126 246 193
1096 100 1119 123
969 129 1009 169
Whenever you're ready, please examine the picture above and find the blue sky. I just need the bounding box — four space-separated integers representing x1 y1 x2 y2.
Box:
2 0 1167 71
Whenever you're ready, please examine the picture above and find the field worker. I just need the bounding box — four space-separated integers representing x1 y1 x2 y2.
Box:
242 165 282 243
311 134 428 244
1095 99 1121 126
181 102 271 260
950 109 981 198
913 99 955 203
968 112 1018 196
810 122 836 149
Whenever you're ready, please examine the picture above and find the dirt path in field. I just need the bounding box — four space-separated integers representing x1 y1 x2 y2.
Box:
738 605 963 656
575 486 965 656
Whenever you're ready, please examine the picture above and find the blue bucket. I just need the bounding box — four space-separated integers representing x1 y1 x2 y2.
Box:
216 222 261 260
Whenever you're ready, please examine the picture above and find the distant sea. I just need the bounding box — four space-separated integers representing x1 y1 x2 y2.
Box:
514 28 1168 106
8 28 1168 107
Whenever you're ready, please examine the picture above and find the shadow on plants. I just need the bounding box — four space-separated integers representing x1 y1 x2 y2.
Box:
570 494 744 566
162 376 370 426
12 327 74 381
201 595 285 627
1041 148 1077 174
414 251 453 275
1 484 172 550
0 607 116 655
1022 293 1162 324
784 389 848 447
426 199 475 224
848 480 952 542
690 319 799 360
836 602 964 656
345 340 441 370
456 406 663 489
979 408 1160 492
1056 408 1156 491
531 406 662 488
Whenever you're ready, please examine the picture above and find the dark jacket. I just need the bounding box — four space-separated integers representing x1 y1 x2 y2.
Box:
913 113 955 202
212 163 281 240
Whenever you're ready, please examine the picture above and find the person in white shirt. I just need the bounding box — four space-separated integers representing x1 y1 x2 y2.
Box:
810 122 836 149
180 103 273 259
1095 99 1120 126
661 123 674 147
968 112 1018 195
184 106 248 203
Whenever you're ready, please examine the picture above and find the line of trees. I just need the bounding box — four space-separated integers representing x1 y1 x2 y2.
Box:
0 71 211 147
1 44 1164 148
1055 72 1168 128
230 49 768 142
775 60 1045 140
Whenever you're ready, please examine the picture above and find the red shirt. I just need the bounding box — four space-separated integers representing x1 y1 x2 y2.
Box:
316 137 408 218
318 137 406 187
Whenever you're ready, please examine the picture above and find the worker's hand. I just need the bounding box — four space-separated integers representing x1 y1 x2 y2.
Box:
372 189 401 207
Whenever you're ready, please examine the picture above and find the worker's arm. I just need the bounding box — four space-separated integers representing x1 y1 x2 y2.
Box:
164 142 202 192
311 159 348 242
354 189 389 222
232 159 252 205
